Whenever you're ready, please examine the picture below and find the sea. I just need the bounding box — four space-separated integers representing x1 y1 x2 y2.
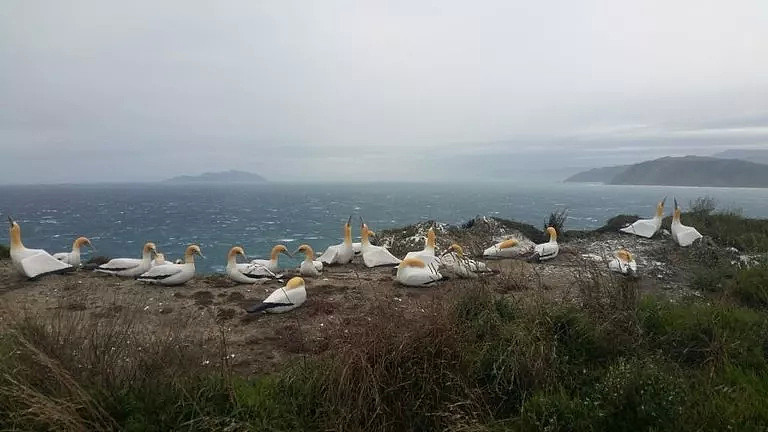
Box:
1 182 767 274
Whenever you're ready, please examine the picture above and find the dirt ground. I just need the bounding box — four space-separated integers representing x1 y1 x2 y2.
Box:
0 234 695 376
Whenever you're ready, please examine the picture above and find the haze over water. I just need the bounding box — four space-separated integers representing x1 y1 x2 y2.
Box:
1 182 766 274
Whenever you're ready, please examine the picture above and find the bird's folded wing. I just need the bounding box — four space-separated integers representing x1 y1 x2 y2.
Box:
138 264 182 279
98 258 140 271
22 252 73 279
243 263 278 278
318 246 339 264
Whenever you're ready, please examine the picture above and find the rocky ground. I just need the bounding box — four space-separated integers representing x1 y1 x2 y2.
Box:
0 215 745 376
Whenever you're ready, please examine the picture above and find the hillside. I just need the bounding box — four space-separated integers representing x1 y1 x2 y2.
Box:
713 149 768 165
564 165 629 183
566 156 768 188
164 170 267 184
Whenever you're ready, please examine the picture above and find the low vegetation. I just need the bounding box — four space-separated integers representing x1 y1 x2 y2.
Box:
0 244 8 259
2 264 768 431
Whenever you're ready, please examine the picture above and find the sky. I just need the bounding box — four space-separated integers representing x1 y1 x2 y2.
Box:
1 0 767 183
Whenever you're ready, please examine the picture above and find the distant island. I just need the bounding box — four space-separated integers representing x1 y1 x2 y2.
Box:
164 170 267 184
712 149 768 165
565 155 768 188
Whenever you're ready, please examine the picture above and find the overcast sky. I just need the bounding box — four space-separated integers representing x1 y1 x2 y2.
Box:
1 0 767 183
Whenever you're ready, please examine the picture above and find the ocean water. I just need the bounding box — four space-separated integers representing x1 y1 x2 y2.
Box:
1 182 766 273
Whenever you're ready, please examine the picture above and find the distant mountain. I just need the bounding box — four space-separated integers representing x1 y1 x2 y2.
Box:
566 156 768 188
564 165 629 183
713 149 768 165
164 170 267 184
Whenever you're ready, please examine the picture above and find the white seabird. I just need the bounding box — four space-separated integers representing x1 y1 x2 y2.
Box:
403 226 441 267
294 244 322 277
225 246 282 284
440 243 492 279
137 244 203 286
671 199 703 247
95 242 157 277
529 227 559 262
619 197 666 238
246 276 307 314
395 257 443 286
608 249 638 276
248 244 291 274
318 216 354 265
152 252 168 267
360 220 401 267
53 236 93 268
7 217 74 280
483 237 533 259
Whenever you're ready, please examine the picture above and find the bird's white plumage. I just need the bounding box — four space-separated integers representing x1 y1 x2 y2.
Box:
137 245 201 286
52 237 91 268
96 244 155 278
8 219 73 279
531 228 559 262
300 260 321 277
608 256 638 275
360 224 401 267
483 238 533 259
319 219 354 265
671 202 703 247
395 258 442 286
440 246 491 279
225 247 280 284
619 217 662 239
250 278 307 313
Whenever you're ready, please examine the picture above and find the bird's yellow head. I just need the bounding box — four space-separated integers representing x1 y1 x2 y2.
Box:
185 244 203 259
400 257 427 268
344 215 353 244
270 244 290 260
228 246 245 259
656 197 667 217
616 249 633 262
295 244 315 261
546 227 558 241
143 242 157 254
285 276 305 291
74 237 92 248
7 217 21 247
499 239 519 249
448 243 464 257
427 227 436 249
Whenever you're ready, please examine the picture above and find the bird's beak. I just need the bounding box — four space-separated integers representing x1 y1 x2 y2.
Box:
292 248 301 256
347 215 352 225
7 216 13 227
661 196 667 206
198 252 206 259
282 250 294 258
359 216 365 227
674 198 678 209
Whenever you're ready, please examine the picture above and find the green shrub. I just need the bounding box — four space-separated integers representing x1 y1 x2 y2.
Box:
639 298 767 369
0 244 8 259
730 265 768 309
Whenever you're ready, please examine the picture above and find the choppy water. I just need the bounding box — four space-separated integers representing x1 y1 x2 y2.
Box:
1 182 766 273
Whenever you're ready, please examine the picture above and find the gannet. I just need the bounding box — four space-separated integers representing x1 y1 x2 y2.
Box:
294 244 322 277
619 197 666 238
403 226 441 267
248 244 291 274
225 246 281 284
360 221 401 267
246 276 307 314
318 216 354 265
95 242 157 277
53 236 93 268
395 257 443 286
137 244 203 286
440 243 492 279
608 249 638 276
7 217 74 280
151 252 167 267
529 227 559 262
483 237 533 259
671 199 703 247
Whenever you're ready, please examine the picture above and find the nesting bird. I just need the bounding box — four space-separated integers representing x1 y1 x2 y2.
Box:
53 236 93 268
246 276 307 313
360 220 401 267
395 257 443 286
294 244 322 277
483 237 532 259
248 244 292 273
608 249 638 276
8 217 74 279
529 227 559 262
440 243 492 279
671 199 703 247
137 244 203 286
318 216 355 265
95 242 157 277
619 197 666 238
225 246 281 284
403 226 440 267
